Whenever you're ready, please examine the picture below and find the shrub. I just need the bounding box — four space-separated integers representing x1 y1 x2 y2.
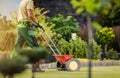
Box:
58 37 101 59
92 39 102 59
47 14 80 41
57 38 69 54
0 56 28 78
18 48 49 64
107 48 117 59
58 37 88 58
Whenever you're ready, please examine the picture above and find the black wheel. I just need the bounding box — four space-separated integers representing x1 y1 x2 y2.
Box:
56 61 62 68
56 61 65 71
65 58 80 71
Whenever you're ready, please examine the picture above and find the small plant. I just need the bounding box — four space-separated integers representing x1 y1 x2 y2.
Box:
107 48 117 59
0 56 28 78
92 39 102 59
18 48 49 64
18 48 48 78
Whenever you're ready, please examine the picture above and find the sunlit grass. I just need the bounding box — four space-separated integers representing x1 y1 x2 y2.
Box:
0 66 119 78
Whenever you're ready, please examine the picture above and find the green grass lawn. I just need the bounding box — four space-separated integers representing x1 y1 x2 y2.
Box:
0 66 120 78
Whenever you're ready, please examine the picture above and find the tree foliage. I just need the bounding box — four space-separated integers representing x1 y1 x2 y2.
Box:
107 48 117 59
70 0 111 15
96 27 115 45
96 3 120 27
109 6 120 26
96 27 115 52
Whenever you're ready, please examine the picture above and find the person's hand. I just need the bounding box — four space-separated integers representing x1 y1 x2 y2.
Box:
33 23 42 28
32 23 45 31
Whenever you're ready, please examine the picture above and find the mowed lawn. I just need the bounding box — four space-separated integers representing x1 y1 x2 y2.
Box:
0 66 120 78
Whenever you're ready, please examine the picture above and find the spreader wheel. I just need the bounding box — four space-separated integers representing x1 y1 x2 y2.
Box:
56 61 65 71
65 58 80 71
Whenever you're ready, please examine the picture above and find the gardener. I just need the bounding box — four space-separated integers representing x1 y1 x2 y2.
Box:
11 0 44 72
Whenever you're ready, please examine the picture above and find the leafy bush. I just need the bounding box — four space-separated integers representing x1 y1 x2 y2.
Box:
58 37 101 59
57 38 69 54
58 37 88 58
18 48 49 64
107 48 117 59
92 39 102 59
47 14 80 41
0 56 28 78
69 37 88 58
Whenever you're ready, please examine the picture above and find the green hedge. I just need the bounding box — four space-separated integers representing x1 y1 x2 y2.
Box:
58 37 101 59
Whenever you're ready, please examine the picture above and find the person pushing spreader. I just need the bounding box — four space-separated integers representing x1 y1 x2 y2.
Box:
10 0 80 72
11 21 80 71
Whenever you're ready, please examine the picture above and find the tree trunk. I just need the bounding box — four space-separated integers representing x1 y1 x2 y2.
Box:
3 75 6 78
119 42 120 52
32 64 35 78
104 44 108 52
87 14 93 78
8 75 14 78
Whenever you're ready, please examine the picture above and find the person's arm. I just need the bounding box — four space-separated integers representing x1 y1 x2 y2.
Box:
27 9 38 23
26 1 43 29
27 9 43 29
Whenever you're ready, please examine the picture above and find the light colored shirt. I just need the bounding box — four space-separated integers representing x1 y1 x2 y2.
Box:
18 0 34 22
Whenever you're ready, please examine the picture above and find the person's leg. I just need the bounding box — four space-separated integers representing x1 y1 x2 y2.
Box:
19 27 39 48
10 27 25 58
25 36 45 72
20 26 45 72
